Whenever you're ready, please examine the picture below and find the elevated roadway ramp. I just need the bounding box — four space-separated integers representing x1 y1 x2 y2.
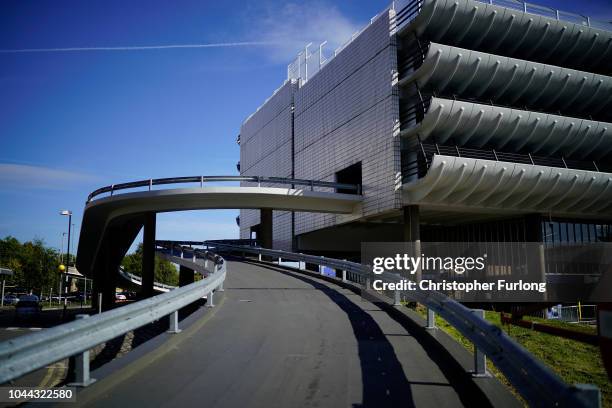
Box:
75 260 518 408
76 182 362 306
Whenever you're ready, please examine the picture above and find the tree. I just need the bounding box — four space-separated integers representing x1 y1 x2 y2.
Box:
0 236 60 292
121 244 178 286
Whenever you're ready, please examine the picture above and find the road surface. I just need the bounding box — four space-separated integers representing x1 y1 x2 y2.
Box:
75 260 518 407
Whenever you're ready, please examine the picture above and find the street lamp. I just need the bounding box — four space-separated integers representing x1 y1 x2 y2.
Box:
60 210 72 307
60 210 72 268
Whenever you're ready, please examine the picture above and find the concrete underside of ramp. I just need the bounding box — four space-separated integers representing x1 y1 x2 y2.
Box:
76 260 518 408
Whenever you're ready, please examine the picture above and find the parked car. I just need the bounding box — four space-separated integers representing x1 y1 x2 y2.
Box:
3 294 19 305
115 293 127 301
15 295 41 320
119 291 137 300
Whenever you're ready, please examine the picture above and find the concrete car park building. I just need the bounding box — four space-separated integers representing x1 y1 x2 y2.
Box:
238 0 612 260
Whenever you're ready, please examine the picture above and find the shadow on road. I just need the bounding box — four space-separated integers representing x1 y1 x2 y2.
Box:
244 260 416 408
246 260 497 408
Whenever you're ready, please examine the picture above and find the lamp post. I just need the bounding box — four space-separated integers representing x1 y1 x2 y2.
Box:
60 210 72 267
60 210 72 306
60 232 67 264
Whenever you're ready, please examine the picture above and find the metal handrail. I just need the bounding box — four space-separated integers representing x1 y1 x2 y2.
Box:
414 142 605 173
204 240 597 407
118 267 176 291
0 248 226 385
394 0 612 32
87 176 361 203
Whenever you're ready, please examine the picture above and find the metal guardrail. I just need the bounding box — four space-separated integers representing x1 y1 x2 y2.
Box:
0 248 226 386
118 267 176 292
204 240 600 408
401 141 608 183
394 0 612 32
87 176 361 203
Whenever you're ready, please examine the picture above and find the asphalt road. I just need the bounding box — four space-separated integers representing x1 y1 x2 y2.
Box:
75 260 514 408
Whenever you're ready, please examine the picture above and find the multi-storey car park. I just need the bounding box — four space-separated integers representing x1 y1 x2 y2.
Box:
238 0 612 267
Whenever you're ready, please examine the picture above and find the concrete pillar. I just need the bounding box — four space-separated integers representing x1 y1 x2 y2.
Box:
93 227 119 311
260 208 273 249
403 205 420 242
403 205 421 282
142 212 156 298
525 214 547 302
179 265 194 287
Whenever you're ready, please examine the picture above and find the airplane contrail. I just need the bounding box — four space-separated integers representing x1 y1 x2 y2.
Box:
0 41 277 53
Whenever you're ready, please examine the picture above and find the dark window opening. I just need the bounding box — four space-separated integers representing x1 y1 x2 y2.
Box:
335 162 362 194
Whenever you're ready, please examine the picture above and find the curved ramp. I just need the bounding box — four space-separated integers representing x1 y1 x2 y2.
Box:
402 42 612 121
402 0 612 75
401 97 612 160
75 260 517 407
77 185 362 278
117 267 175 293
403 154 612 217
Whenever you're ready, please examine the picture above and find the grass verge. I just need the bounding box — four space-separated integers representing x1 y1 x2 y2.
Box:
412 304 610 407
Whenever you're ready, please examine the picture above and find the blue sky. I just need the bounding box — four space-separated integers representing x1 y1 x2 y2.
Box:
1 0 611 255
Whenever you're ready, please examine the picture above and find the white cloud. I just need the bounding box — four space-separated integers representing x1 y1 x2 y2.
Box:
0 163 99 190
245 1 363 63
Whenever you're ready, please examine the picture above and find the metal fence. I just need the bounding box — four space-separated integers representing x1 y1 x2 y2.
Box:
204 240 600 408
550 304 598 324
0 247 226 387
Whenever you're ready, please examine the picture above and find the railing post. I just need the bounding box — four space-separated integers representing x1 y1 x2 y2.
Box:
472 309 488 377
426 307 436 329
69 314 96 387
394 289 401 306
167 310 181 334
574 384 601 408
342 269 347 282
278 257 282 264
97 293 102 314
258 253 262 262
207 291 215 308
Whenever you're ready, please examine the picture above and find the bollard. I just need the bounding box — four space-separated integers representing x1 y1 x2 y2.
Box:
426 307 436 330
278 257 281 264
394 290 401 306
69 315 96 387
472 309 488 377
167 310 181 334
574 384 601 408
258 253 262 262
97 293 102 314
207 291 215 308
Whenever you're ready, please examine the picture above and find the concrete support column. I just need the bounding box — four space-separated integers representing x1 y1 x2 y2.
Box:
142 212 156 298
525 214 547 302
179 265 194 287
403 205 420 242
403 205 422 282
260 208 273 249
93 227 119 311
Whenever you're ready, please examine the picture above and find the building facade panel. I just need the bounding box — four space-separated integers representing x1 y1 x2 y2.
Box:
294 12 401 236
239 80 297 243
